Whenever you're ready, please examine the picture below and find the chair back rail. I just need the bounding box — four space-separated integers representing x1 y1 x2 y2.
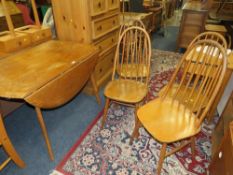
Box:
162 40 227 126
113 26 151 85
119 19 146 37
188 31 228 49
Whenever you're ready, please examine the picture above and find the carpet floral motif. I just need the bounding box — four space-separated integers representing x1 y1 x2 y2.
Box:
54 49 215 175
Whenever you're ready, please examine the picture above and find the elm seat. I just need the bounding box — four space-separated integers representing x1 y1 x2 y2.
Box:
104 79 147 103
137 97 201 143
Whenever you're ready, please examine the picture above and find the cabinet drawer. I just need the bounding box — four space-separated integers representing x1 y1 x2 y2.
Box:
0 32 31 52
94 30 118 54
108 0 120 11
182 24 202 35
94 48 115 81
90 0 107 17
183 13 205 26
92 14 119 40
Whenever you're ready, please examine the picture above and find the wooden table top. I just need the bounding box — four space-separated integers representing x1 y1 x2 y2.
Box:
0 40 99 99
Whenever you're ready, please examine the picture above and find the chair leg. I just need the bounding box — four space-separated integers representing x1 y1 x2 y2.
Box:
157 143 167 175
191 136 195 159
35 107 54 161
130 105 141 144
101 98 110 129
0 116 25 169
90 73 101 105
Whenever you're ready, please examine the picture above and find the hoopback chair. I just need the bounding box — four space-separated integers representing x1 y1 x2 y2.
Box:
101 26 151 129
131 40 227 175
0 115 25 171
159 32 228 107
187 31 231 122
188 31 228 49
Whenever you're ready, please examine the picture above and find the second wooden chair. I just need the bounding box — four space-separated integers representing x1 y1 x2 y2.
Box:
131 40 227 175
101 26 151 129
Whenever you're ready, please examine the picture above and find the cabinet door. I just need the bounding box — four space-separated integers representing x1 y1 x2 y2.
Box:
223 127 233 175
210 126 233 175
210 145 226 175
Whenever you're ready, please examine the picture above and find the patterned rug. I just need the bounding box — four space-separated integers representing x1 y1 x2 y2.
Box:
52 49 216 175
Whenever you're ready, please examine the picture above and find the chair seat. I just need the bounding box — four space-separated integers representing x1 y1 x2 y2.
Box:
158 84 209 112
137 97 201 143
104 79 147 103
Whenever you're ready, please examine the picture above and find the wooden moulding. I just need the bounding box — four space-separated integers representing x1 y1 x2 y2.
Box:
15 25 52 45
0 31 31 53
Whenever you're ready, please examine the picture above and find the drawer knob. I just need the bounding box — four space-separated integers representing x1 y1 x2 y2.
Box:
98 2 101 8
218 151 222 159
97 26 102 31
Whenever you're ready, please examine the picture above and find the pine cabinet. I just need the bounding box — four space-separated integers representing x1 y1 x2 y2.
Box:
51 0 120 93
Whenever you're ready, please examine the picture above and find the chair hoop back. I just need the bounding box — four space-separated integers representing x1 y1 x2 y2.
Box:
162 40 227 126
119 19 146 37
188 31 228 50
113 26 152 85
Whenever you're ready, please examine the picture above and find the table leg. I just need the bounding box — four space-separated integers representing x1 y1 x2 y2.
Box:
35 107 54 160
90 73 101 105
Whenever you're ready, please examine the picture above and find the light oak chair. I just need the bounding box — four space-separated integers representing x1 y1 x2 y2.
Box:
131 40 227 175
0 115 25 171
101 26 151 129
